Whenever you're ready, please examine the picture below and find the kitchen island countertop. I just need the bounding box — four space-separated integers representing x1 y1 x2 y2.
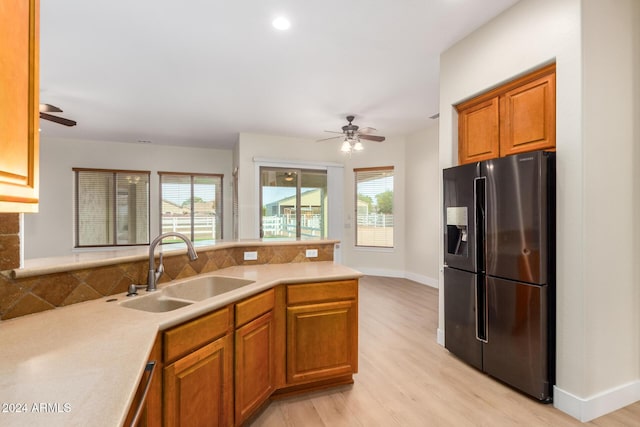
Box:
0 261 361 427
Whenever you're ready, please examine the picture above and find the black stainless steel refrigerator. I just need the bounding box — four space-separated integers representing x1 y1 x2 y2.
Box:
443 150 555 402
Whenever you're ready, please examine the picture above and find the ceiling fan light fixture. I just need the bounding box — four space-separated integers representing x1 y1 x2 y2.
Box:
318 115 384 153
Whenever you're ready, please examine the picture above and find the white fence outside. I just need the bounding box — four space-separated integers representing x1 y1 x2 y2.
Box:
262 214 323 238
356 213 394 228
162 216 217 240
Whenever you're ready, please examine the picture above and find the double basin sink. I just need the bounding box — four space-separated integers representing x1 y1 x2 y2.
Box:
120 275 255 313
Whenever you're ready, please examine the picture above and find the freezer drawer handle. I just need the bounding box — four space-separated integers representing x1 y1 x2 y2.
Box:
475 277 488 343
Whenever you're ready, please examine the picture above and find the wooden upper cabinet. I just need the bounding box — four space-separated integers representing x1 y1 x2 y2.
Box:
458 97 500 165
500 71 556 156
456 63 556 165
0 0 40 212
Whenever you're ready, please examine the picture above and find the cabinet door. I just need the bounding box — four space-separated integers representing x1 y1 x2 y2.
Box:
500 71 555 156
457 97 500 165
235 311 275 424
164 334 233 427
0 0 40 212
286 300 357 384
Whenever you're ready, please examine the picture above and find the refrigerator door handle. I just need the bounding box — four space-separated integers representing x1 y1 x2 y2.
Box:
473 176 488 344
473 176 486 273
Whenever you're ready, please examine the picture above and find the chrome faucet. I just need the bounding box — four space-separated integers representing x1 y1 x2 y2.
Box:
147 232 198 292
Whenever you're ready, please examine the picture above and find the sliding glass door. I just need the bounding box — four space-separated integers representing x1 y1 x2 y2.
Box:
260 167 327 239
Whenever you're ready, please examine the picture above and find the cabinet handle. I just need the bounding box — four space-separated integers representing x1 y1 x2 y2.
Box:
129 361 157 427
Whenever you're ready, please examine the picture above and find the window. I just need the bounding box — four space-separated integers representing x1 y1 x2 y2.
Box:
159 172 223 243
74 168 150 247
260 167 327 239
354 166 394 248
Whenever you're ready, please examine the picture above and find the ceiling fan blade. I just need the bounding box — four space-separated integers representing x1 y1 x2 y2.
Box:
359 134 385 142
359 126 377 134
40 112 77 127
323 130 344 134
39 103 63 113
316 135 343 142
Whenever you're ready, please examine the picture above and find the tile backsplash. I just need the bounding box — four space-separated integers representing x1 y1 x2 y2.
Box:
0 243 334 321
0 213 20 271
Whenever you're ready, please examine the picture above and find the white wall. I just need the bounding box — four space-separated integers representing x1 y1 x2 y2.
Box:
439 0 640 420
580 0 640 402
405 124 439 286
24 137 233 259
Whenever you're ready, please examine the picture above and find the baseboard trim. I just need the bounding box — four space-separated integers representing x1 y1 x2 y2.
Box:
404 272 439 288
437 328 445 347
355 267 405 278
554 380 640 422
353 268 439 289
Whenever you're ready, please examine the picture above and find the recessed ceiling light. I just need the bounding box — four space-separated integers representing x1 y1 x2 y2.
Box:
272 16 291 31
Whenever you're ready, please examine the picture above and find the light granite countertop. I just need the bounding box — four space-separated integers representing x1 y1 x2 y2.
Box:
0 261 361 427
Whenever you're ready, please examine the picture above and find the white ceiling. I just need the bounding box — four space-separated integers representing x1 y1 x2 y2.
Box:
39 0 520 149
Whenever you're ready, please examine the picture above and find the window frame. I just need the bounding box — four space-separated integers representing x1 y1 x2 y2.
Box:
258 166 328 240
158 171 224 242
354 165 394 249
73 167 151 248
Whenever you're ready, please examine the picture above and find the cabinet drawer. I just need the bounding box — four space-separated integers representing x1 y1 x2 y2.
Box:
235 288 275 328
287 280 358 305
164 306 232 363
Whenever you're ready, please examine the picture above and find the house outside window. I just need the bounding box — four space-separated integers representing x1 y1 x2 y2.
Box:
354 166 394 248
159 172 223 243
74 168 150 247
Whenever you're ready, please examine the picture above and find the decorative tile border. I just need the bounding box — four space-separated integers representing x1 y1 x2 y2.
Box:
0 243 333 321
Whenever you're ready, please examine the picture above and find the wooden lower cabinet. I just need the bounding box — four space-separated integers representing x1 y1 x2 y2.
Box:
235 311 275 424
133 280 358 426
285 280 359 387
286 300 357 384
164 334 233 427
124 335 162 427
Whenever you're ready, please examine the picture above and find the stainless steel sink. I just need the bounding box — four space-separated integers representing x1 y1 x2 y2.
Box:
120 293 193 313
162 276 255 301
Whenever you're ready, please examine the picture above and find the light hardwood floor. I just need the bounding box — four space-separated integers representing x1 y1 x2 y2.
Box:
250 276 640 426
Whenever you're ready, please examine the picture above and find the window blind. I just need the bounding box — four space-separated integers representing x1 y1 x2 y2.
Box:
159 172 223 242
74 169 150 247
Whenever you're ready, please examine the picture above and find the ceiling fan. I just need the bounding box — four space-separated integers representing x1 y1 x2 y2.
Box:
39 103 77 127
318 115 385 152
